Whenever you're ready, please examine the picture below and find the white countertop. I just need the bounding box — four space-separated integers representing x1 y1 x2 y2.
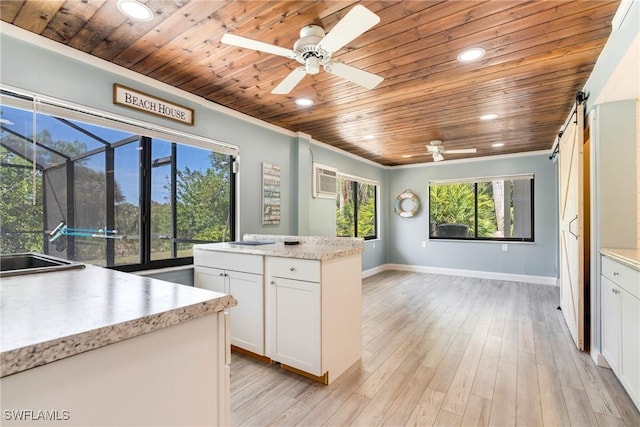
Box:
0 264 236 377
194 238 364 261
601 248 640 271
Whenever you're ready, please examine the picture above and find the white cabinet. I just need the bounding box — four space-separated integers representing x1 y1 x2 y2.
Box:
601 255 640 410
602 276 620 373
193 243 363 385
1 312 229 426
194 250 265 355
266 254 362 384
268 258 321 376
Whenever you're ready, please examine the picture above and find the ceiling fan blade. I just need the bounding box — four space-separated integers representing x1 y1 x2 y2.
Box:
444 148 477 154
426 146 440 153
221 33 296 58
325 62 383 90
432 152 444 162
271 67 307 94
317 5 380 53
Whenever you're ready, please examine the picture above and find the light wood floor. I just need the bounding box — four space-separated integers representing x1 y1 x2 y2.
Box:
230 271 640 426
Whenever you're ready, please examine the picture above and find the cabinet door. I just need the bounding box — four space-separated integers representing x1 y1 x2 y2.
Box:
194 266 226 294
620 289 640 405
227 271 264 355
270 277 321 375
601 276 621 373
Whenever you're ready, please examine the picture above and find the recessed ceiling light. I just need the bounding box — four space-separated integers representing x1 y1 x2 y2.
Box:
492 142 505 147
401 154 413 158
295 98 313 107
480 113 498 121
457 47 486 63
117 0 154 22
364 135 375 140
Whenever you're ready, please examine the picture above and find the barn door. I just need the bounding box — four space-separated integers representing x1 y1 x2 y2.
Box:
558 102 586 350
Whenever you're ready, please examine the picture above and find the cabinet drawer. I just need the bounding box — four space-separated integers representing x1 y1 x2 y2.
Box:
194 249 263 275
269 257 320 282
602 256 640 299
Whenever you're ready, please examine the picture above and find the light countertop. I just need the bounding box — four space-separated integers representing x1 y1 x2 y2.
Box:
601 248 640 271
1 264 236 377
194 235 364 261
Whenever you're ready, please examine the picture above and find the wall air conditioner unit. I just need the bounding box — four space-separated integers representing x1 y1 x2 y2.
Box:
313 163 337 199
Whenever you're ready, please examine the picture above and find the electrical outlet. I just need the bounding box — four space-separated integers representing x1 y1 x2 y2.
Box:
421 241 427 248
372 242 376 249
502 244 508 252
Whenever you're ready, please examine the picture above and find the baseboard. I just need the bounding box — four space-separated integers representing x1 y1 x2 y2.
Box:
361 265 387 279
594 351 611 369
362 263 557 286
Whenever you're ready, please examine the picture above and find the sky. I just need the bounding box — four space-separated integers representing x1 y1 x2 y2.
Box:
1 104 215 203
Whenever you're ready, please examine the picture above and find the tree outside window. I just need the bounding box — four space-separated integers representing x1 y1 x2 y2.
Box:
429 175 534 241
336 177 377 240
0 100 234 270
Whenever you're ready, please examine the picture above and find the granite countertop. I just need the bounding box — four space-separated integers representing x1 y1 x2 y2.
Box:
0 264 236 378
601 248 640 271
194 235 364 262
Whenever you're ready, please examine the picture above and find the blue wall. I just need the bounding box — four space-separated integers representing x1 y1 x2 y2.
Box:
388 154 558 278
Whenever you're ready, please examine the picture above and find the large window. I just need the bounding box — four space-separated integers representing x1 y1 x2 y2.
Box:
429 175 534 242
336 176 378 240
0 93 236 270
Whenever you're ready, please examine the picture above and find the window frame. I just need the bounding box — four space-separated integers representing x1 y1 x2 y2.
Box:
1 89 238 271
335 173 379 241
428 174 535 243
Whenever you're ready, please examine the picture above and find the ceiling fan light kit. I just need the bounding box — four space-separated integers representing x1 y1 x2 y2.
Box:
220 4 384 95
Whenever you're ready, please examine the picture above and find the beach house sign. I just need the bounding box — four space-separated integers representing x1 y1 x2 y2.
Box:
113 84 194 125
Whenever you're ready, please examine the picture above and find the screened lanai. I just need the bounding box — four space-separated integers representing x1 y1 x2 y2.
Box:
0 92 235 270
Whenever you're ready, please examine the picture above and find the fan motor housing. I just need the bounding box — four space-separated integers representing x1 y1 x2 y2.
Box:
294 25 326 56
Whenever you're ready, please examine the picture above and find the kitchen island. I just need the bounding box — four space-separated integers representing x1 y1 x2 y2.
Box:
1 263 236 426
194 235 364 384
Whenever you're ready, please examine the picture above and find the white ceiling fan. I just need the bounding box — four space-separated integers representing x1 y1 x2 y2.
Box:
220 5 384 95
427 140 477 162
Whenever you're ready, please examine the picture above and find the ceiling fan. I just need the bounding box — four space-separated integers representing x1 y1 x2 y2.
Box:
427 140 477 162
220 5 384 95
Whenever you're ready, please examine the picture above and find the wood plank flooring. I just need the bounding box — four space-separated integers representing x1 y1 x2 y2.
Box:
230 271 640 426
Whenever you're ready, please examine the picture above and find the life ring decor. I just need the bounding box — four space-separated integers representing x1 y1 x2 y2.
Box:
395 189 420 218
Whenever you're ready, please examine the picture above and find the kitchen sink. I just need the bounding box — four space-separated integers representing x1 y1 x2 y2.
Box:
0 253 85 277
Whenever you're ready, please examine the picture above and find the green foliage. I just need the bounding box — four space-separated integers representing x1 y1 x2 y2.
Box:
175 155 231 242
1 118 232 264
336 179 376 238
0 147 44 253
429 183 497 237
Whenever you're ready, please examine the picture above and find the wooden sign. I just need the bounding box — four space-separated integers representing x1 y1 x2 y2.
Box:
113 84 194 125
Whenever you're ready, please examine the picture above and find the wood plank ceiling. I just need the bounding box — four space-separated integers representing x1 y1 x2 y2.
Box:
0 0 620 166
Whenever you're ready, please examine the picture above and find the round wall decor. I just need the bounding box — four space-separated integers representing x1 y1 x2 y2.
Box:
394 189 420 217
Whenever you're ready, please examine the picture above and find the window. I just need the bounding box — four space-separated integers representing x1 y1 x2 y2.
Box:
429 175 534 242
0 92 236 270
336 176 378 240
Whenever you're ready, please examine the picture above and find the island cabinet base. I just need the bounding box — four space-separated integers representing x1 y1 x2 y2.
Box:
266 254 362 385
1 313 230 426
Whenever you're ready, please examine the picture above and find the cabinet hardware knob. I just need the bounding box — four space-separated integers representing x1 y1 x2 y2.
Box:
289 267 295 271
219 273 224 276
270 280 276 285
613 272 619 276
